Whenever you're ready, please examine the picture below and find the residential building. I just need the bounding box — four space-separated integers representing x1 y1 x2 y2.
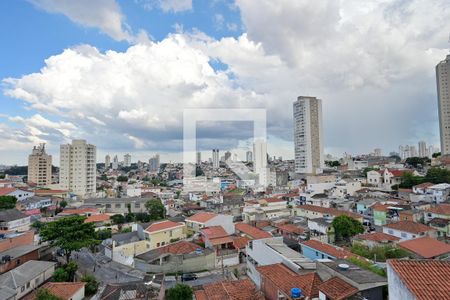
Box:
318 276 359 300
436 54 450 155
352 232 399 249
83 197 156 214
196 151 201 165
143 220 185 250
367 169 419 190
0 245 41 274
246 237 315 288
104 231 147 266
104 154 110 170
307 218 335 243
387 260 450 300
200 226 238 267
0 231 34 252
149 154 160 172
292 204 363 222
0 260 55 299
300 239 355 261
293 96 324 174
0 209 31 231
418 141 428 157
235 222 272 240
59 139 96 198
0 188 34 202
253 139 267 185
185 212 234 235
100 281 161 300
135 241 215 274
112 155 119 170
194 278 263 300
212 149 219 169
246 150 252 162
29 282 85 300
124 153 131 167
397 236 450 259
16 196 53 213
27 144 52 186
224 151 232 161
242 198 290 222
382 220 437 240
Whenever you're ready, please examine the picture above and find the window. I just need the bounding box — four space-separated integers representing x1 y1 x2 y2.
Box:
105 204 111 208
388 230 394 235
401 232 407 238
21 286 25 292
316 251 319 256
157 242 160 247
115 203 121 208
321 254 325 259
170 231 173 237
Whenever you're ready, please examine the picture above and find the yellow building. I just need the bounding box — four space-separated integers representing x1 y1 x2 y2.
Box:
143 220 186 249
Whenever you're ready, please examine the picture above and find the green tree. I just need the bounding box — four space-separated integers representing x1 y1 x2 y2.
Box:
111 214 126 225
52 267 69 282
432 152 441 158
332 215 364 241
96 229 112 240
325 160 341 167
65 261 78 282
81 274 99 296
425 167 450 184
117 175 128 182
363 167 377 177
405 157 430 168
36 288 64 300
166 284 193 300
40 216 99 263
399 173 424 188
100 174 108 181
0 195 17 210
145 199 165 220
59 200 68 209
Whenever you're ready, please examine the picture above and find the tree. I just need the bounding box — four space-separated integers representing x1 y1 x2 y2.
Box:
81 274 99 296
145 199 165 220
405 157 430 168
52 267 69 282
0 195 17 210
65 261 78 282
59 200 68 209
96 228 112 240
117 175 128 182
40 216 99 263
325 160 341 167
425 167 450 184
100 174 108 181
166 284 193 300
432 152 441 158
399 173 424 188
36 289 64 300
111 214 126 225
332 215 364 241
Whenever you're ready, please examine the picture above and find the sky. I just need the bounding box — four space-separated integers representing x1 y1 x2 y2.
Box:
0 0 449 165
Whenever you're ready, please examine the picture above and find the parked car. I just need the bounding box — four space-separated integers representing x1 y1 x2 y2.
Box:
181 273 198 281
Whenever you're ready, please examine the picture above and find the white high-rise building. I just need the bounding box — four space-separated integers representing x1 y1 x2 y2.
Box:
212 149 219 169
410 146 418 157
149 154 160 172
105 154 111 169
437 54 450 155
124 153 131 167
112 155 119 170
246 150 253 162
293 96 324 174
418 141 427 158
196 152 201 165
59 139 96 198
372 148 382 157
253 139 268 185
28 143 52 186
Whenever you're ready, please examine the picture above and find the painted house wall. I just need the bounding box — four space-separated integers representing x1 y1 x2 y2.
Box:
144 226 186 249
301 245 335 261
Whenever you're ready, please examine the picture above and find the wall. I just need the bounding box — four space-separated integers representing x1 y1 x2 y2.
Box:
373 210 387 226
301 245 335 261
146 227 186 249
0 231 34 252
135 252 216 273
15 264 55 299
0 249 39 274
387 264 415 300
206 215 234 235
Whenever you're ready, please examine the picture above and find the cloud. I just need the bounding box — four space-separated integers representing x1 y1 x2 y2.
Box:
139 0 192 13
28 0 148 43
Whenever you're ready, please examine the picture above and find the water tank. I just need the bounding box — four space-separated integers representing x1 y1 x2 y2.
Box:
291 287 302 298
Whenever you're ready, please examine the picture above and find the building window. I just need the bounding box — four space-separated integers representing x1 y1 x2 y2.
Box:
157 242 160 247
401 232 407 238
388 230 394 235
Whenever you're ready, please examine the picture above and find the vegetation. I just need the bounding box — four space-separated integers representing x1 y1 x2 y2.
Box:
40 216 99 262
59 200 68 209
100 174 108 181
405 157 430 168
96 228 112 240
399 173 424 189
53 261 77 282
36 289 63 300
332 215 364 241
325 160 341 167
166 283 193 300
363 167 378 177
145 199 165 220
0 195 17 210
3 165 27 175
350 244 410 262
432 152 441 158
117 175 128 182
347 257 386 277
111 214 126 225
399 167 450 188
81 274 99 296
120 227 132 233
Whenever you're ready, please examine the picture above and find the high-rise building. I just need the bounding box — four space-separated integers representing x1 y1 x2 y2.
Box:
293 96 324 174
437 54 450 155
246 150 253 162
372 148 382 157
253 139 267 185
112 155 119 170
59 139 96 198
124 153 131 167
28 143 52 186
212 149 219 169
149 154 160 172
410 146 418 157
418 141 427 158
105 154 111 169
196 152 201 165
224 151 232 162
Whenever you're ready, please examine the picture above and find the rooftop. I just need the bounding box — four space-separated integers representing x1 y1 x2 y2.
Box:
84 214 110 223
384 221 434 234
397 237 450 258
235 222 272 239
353 232 400 243
301 240 354 259
0 187 16 196
0 209 29 222
318 276 358 300
145 220 184 233
197 278 263 300
296 204 362 220
25 282 85 300
320 259 387 285
185 212 218 223
201 225 229 239
427 204 450 215
0 260 55 289
388 260 450 300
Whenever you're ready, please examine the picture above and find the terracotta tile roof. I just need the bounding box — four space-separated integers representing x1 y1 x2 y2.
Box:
398 237 450 258
388 260 450 300
145 220 184 233
275 223 304 235
371 203 390 212
201 226 229 239
84 214 110 223
210 236 234 246
384 221 435 234
34 189 67 194
257 263 322 298
263 197 286 203
235 222 272 239
186 212 218 223
200 278 263 300
296 204 362 220
413 182 435 189
0 187 16 196
61 208 99 215
429 218 450 227
317 277 358 300
354 232 400 243
40 282 85 300
301 240 354 259
159 241 201 255
194 290 208 300
427 204 450 215
232 236 250 249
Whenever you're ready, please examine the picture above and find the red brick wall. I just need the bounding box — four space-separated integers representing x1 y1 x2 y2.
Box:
0 249 39 274
261 276 282 300
0 231 34 252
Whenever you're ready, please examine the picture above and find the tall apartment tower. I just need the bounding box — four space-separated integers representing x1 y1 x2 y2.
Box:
59 139 96 198
112 155 119 170
196 152 201 165
149 154 160 172
437 54 450 155
28 144 52 186
212 149 219 169
253 139 268 185
124 153 131 167
418 141 427 158
293 96 324 174
105 154 111 169
246 150 253 162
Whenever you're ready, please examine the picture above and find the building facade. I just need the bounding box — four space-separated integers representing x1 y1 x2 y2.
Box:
293 96 324 174
27 144 52 186
124 153 131 167
437 54 450 155
59 139 96 198
212 149 219 169
105 154 111 169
